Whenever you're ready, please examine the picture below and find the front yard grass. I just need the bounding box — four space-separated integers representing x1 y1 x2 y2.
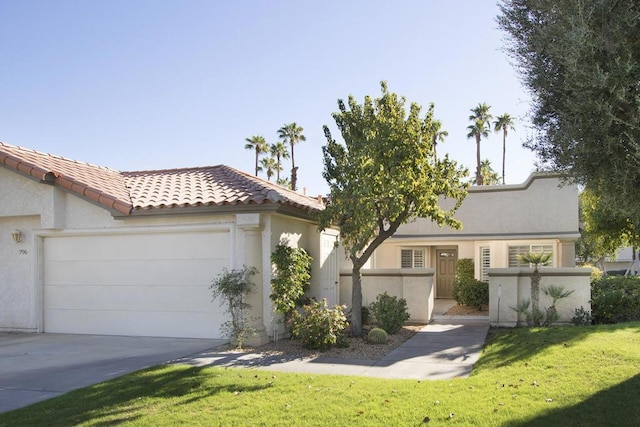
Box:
1 322 639 426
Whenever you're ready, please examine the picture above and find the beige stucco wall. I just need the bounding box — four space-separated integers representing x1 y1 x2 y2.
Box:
488 268 591 326
371 174 580 279
339 268 435 324
395 174 579 239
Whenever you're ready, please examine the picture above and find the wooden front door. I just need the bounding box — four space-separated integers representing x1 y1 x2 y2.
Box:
436 249 458 298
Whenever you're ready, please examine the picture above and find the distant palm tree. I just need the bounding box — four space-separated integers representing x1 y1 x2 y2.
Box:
277 176 291 188
244 135 268 177
270 141 290 182
430 119 448 159
472 159 501 185
466 103 493 185
260 157 280 181
493 113 516 185
277 122 306 191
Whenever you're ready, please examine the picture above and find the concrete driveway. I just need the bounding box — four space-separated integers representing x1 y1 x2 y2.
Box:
0 332 223 413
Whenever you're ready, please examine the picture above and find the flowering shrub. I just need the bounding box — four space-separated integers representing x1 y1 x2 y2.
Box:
290 299 348 350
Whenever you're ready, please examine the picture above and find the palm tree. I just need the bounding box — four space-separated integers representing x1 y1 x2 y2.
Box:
472 159 501 185
260 156 280 181
519 252 552 325
430 119 448 159
493 113 516 185
277 122 306 191
270 141 290 182
466 103 492 185
244 135 268 177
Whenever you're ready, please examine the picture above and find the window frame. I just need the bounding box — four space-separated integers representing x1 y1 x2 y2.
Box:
401 248 426 269
508 244 553 268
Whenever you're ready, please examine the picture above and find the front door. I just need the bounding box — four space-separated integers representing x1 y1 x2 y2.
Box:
436 249 458 298
319 233 339 306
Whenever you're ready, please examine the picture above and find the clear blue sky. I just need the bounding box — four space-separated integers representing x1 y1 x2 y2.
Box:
1 0 538 197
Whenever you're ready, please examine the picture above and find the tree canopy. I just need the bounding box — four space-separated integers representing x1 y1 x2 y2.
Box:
498 0 640 228
577 187 640 269
319 81 468 335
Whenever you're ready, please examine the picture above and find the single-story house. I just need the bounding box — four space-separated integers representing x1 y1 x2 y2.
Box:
369 173 580 294
0 142 339 345
338 173 586 324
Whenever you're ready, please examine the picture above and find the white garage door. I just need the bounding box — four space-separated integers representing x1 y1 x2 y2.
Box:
43 230 230 339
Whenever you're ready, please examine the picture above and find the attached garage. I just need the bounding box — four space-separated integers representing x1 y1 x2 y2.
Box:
43 230 231 339
0 142 328 346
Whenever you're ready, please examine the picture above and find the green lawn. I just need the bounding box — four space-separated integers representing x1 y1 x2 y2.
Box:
2 323 639 426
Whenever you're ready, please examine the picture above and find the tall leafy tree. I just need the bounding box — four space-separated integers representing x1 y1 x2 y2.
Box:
498 0 640 231
319 82 469 335
466 103 493 185
244 135 268 177
577 187 640 271
277 122 306 191
493 113 515 184
270 141 290 182
430 119 448 159
260 156 279 181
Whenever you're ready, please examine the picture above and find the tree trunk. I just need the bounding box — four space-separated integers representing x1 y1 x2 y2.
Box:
531 267 540 314
255 151 259 177
350 263 363 336
502 131 506 185
476 135 483 185
290 143 296 191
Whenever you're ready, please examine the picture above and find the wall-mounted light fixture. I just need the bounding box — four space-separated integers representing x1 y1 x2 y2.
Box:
11 230 23 243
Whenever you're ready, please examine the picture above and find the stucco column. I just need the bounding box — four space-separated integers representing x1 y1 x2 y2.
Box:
558 240 576 267
235 213 268 346
488 268 519 327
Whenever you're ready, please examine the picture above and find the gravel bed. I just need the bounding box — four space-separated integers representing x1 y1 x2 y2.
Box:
220 325 425 361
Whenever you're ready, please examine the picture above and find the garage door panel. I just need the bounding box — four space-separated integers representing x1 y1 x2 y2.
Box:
44 232 230 261
43 231 232 339
44 259 228 286
45 284 224 312
44 309 226 339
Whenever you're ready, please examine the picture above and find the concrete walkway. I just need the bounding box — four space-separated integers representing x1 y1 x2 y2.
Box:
179 300 490 380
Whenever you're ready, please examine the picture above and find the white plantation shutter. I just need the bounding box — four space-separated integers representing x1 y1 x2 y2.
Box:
480 247 490 281
401 249 425 268
508 245 553 267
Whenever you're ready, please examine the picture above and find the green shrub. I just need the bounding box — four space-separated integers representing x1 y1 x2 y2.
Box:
361 306 371 325
290 299 349 350
270 244 312 319
571 306 593 326
367 327 388 344
455 258 475 283
591 276 640 324
210 266 257 349
453 279 489 309
368 292 410 335
452 259 488 309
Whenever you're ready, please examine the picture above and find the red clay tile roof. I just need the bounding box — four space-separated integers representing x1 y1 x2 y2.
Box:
0 142 324 216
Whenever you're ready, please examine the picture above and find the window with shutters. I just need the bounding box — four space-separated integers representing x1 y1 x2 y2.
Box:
401 249 425 268
480 246 491 281
508 244 553 267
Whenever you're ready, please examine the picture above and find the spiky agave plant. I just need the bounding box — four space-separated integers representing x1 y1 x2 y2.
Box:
518 252 552 326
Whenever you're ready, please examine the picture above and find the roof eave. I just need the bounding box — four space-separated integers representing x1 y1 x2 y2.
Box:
119 202 321 221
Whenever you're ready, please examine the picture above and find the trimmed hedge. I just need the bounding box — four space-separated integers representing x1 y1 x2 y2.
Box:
453 279 489 309
452 258 488 309
591 276 640 324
